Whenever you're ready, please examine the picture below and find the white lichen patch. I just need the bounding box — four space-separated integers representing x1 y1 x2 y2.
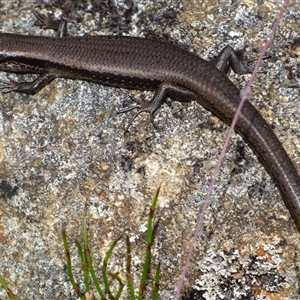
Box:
190 242 289 300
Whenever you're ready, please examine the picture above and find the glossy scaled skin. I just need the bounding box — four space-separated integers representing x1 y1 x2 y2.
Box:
0 30 299 231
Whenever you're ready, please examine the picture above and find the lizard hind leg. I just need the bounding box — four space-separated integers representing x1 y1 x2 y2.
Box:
118 82 197 132
213 45 269 75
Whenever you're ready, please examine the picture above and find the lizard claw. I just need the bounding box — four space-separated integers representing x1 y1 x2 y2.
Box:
118 99 155 133
33 10 66 37
0 77 20 93
33 11 60 30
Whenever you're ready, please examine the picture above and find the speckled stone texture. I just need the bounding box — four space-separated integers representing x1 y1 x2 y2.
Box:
0 1 299 299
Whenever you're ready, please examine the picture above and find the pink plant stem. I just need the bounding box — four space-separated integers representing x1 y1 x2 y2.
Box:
174 0 291 298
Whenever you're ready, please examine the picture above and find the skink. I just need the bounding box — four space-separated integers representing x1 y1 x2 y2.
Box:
0 13 299 231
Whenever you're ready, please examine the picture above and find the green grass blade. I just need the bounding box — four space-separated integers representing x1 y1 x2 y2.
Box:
0 273 17 300
0 274 9 293
102 235 123 299
126 236 135 299
75 240 90 293
138 186 160 300
62 225 86 300
82 216 106 299
153 262 161 300
108 272 125 299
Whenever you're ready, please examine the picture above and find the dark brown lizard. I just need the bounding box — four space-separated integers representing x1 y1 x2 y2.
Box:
0 12 299 230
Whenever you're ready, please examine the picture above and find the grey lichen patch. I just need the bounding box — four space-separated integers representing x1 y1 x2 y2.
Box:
188 240 294 300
